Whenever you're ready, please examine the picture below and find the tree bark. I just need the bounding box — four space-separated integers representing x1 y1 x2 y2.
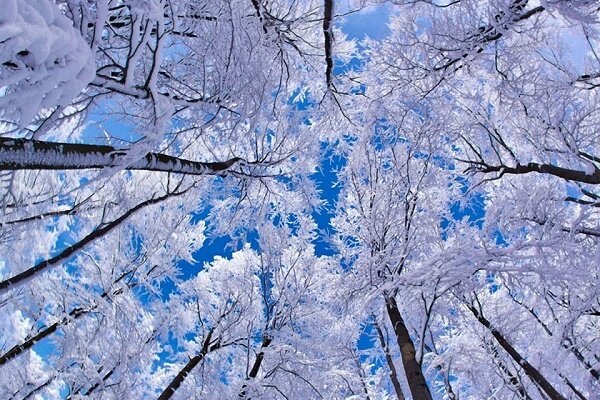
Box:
0 137 242 176
384 294 433 400
467 304 567 400
475 162 600 185
157 329 216 400
0 270 134 365
322 0 334 89
0 307 88 366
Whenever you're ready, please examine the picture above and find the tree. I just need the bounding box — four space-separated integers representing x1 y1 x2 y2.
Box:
2 0 600 399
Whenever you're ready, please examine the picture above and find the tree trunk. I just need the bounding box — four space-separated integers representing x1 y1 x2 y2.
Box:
384 294 433 400
373 318 406 400
0 137 242 176
157 329 215 400
0 189 186 293
467 304 567 400
0 306 88 365
0 270 135 365
484 339 532 400
239 335 272 399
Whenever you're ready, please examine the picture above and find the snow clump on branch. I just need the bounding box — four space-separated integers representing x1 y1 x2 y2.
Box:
0 0 95 126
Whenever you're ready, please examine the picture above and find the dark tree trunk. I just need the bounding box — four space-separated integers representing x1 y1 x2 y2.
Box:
157 329 216 400
0 270 134 365
467 304 567 400
239 335 272 399
385 295 433 400
0 189 186 293
322 0 334 89
0 137 242 176
0 307 88 366
474 161 600 185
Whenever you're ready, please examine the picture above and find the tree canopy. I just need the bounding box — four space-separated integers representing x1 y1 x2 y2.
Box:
1 0 599 399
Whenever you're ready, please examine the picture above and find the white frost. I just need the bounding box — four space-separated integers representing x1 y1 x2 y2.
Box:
0 0 95 126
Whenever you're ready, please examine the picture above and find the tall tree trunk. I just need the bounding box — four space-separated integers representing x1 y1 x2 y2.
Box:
0 270 135 365
0 306 89 365
384 294 433 400
157 329 216 400
0 189 187 293
466 304 567 400
0 137 243 176
373 318 406 400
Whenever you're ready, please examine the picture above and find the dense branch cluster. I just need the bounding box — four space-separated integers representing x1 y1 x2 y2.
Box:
0 0 599 399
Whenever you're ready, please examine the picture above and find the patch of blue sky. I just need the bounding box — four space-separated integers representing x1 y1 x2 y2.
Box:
79 99 143 146
311 142 346 256
340 3 394 42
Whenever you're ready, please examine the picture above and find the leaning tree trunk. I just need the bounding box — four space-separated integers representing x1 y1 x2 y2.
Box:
466 304 567 400
157 329 217 400
238 335 272 399
0 137 243 176
0 189 187 293
0 269 137 365
384 294 433 400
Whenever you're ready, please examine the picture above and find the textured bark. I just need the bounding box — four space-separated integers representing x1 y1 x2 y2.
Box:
0 137 242 176
0 190 186 293
385 295 433 400
374 318 406 400
467 305 567 400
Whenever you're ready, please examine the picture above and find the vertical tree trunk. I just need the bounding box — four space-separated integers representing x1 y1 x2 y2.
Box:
373 318 406 400
385 294 433 400
467 304 567 400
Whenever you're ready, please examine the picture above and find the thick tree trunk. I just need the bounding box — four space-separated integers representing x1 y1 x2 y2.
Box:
384 295 433 400
322 0 334 89
0 137 242 176
157 329 216 400
467 305 567 400
373 318 405 400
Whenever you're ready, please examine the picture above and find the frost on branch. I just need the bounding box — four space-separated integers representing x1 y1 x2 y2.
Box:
0 0 95 126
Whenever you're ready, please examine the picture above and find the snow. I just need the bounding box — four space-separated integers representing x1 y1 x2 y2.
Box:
0 0 95 127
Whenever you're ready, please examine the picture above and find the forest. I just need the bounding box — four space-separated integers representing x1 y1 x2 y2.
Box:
0 0 599 399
